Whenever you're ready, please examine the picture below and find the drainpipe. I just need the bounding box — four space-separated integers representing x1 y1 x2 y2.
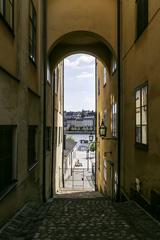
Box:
117 0 121 202
42 0 47 202
51 69 55 197
95 58 97 191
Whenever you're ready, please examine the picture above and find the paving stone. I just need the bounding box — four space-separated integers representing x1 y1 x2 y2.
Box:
0 191 160 239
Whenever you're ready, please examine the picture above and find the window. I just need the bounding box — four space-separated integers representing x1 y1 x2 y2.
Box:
103 67 107 86
136 0 148 38
0 126 16 196
46 127 51 151
28 126 37 169
0 0 14 29
111 59 117 74
55 126 58 147
111 96 117 137
98 151 100 171
47 62 51 83
135 84 148 147
29 0 36 63
58 127 61 145
98 78 100 96
103 159 107 182
54 67 59 94
98 112 101 128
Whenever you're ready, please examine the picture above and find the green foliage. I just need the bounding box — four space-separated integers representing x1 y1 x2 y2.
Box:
90 142 96 152
66 136 75 143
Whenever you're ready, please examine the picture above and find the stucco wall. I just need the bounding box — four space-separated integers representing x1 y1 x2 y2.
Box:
47 0 117 53
0 0 44 227
121 1 160 202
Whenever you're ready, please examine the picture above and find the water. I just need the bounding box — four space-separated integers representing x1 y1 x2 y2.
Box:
66 133 95 143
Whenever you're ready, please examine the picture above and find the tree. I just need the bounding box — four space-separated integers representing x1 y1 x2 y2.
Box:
90 142 96 152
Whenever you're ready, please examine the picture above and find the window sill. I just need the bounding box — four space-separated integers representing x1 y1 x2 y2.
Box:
0 180 17 202
0 13 14 37
135 143 148 151
28 161 39 172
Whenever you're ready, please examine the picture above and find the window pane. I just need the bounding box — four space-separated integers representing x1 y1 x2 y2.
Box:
30 2 33 18
142 106 147 124
28 127 36 168
142 86 147 106
29 1 36 62
98 78 100 95
33 10 36 28
0 126 13 193
104 67 107 85
136 90 140 108
142 125 147 144
0 0 4 14
136 127 141 143
136 108 141 125
5 0 13 27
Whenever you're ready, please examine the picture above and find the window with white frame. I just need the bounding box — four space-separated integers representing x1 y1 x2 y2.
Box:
103 67 107 86
111 97 117 137
47 62 51 83
135 84 148 147
54 67 59 94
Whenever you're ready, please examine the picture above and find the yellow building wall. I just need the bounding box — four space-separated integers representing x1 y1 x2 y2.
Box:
96 59 118 199
0 0 45 226
47 0 117 53
121 1 160 203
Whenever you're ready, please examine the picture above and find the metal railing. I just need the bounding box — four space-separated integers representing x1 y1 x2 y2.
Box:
59 167 95 190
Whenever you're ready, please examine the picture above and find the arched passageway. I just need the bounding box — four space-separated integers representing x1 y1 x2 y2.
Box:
44 0 121 200
45 29 119 200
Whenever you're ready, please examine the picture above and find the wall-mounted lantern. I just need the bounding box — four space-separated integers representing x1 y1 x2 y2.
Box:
99 119 107 137
99 119 115 140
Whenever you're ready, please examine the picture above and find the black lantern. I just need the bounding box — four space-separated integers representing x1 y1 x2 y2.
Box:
99 119 107 137
89 134 93 142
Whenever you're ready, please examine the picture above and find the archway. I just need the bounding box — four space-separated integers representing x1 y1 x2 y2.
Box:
46 30 118 198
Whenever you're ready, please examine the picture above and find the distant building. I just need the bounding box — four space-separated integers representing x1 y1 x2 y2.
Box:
64 111 95 132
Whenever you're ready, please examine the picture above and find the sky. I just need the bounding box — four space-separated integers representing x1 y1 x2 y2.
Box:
64 54 95 112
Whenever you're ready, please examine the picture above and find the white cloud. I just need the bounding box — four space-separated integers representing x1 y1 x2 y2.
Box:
64 54 95 69
76 72 94 79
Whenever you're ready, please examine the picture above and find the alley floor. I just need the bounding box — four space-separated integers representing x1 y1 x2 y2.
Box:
0 192 160 240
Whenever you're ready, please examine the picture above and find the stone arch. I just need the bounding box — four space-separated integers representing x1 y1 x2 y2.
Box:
48 31 117 73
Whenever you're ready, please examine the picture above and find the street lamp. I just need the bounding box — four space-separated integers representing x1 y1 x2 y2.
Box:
89 134 93 142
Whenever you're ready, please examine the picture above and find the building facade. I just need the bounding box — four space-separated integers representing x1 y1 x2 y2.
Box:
96 59 118 199
0 0 160 227
0 0 46 226
121 0 160 215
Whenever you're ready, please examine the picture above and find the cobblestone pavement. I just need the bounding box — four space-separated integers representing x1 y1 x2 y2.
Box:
0 191 160 240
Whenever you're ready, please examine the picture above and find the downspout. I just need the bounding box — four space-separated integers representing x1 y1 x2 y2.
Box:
51 70 55 197
42 0 47 202
117 0 121 202
62 61 65 188
95 58 98 191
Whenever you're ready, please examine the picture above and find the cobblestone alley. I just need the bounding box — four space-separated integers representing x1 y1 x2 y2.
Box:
0 192 160 240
